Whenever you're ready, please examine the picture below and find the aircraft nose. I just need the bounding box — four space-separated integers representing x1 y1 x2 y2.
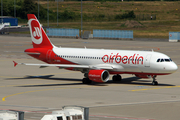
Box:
168 62 178 73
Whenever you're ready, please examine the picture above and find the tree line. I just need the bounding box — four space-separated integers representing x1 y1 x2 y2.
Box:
0 0 136 23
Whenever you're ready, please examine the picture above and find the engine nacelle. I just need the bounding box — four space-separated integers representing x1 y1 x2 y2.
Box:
88 70 109 83
135 74 152 78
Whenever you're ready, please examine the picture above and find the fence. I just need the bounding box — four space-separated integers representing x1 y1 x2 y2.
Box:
169 32 180 42
46 28 79 37
93 29 133 39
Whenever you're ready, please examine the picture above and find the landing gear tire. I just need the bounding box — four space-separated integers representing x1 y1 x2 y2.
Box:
152 81 158 85
112 74 122 82
152 75 158 85
82 78 92 84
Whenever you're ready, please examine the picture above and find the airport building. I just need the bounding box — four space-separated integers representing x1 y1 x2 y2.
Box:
0 16 18 26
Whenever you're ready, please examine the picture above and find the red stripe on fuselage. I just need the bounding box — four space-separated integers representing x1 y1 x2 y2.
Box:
109 71 170 76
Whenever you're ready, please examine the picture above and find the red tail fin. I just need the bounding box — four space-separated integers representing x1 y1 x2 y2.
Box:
27 14 53 48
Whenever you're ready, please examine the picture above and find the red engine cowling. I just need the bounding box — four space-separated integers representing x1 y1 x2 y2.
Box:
135 74 152 78
88 70 109 83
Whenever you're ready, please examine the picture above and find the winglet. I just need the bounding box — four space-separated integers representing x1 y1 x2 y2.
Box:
13 61 18 67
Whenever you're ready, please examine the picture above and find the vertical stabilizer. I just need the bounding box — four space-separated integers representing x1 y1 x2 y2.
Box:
27 14 53 48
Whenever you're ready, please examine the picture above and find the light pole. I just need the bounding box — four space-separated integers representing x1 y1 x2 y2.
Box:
81 0 83 38
47 0 49 28
38 0 39 20
1 0 3 23
14 0 16 18
57 0 58 26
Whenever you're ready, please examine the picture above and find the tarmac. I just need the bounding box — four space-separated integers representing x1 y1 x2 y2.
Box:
0 35 180 120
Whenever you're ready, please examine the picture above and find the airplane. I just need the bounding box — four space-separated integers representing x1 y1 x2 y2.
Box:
13 14 178 85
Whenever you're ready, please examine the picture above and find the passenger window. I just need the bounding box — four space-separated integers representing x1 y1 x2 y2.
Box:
157 59 160 62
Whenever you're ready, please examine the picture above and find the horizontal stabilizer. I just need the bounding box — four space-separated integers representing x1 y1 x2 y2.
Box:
25 52 41 55
13 61 18 67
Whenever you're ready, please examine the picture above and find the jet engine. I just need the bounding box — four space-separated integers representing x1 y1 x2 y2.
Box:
88 69 109 83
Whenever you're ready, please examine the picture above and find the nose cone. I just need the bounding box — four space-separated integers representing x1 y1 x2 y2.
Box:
167 62 178 73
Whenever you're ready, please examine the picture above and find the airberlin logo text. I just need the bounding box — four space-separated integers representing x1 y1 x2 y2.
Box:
30 19 42 44
102 53 144 65
33 27 41 39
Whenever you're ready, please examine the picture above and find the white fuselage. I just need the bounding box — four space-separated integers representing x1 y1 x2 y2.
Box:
53 47 178 75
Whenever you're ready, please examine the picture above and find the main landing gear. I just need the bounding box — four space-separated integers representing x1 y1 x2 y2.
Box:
152 75 158 85
82 78 92 84
112 74 122 82
82 73 92 84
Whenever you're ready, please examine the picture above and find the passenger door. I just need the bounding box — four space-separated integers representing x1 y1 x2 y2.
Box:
145 54 152 67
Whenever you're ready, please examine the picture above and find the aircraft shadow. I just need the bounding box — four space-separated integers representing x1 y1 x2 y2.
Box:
6 75 175 87
107 77 175 86
6 75 81 81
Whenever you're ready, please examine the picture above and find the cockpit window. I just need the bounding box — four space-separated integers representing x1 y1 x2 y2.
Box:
157 59 160 62
157 58 172 62
165 59 170 62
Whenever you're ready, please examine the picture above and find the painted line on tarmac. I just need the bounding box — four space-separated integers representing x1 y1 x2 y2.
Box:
0 105 50 110
1 85 95 102
0 71 76 79
0 81 79 88
90 115 155 120
89 99 180 109
129 85 180 91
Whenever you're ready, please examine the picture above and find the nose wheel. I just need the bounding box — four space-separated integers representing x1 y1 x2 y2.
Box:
152 75 158 85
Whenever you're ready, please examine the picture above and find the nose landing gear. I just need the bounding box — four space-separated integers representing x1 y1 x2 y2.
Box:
152 75 158 85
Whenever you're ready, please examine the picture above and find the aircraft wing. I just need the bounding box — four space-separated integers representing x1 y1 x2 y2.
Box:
13 61 123 70
13 61 89 69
